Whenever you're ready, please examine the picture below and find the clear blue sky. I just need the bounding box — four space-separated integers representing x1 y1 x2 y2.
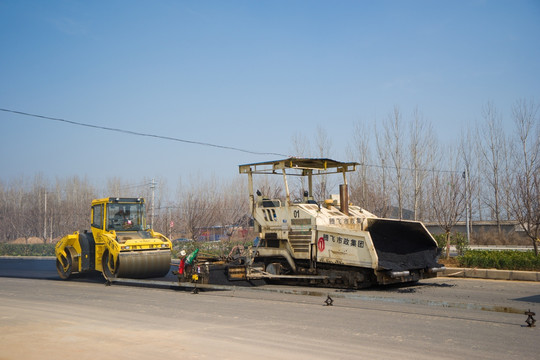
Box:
1 0 539 189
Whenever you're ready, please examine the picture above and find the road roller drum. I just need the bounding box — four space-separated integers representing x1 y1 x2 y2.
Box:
103 250 172 279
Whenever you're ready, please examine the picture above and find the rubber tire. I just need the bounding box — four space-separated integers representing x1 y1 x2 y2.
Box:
102 250 117 279
56 254 72 280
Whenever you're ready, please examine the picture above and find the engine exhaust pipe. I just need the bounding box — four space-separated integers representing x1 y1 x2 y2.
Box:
340 184 349 216
429 266 446 273
390 270 410 278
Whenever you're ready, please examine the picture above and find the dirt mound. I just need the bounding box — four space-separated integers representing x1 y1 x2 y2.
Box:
9 237 45 244
27 237 44 244
50 237 62 244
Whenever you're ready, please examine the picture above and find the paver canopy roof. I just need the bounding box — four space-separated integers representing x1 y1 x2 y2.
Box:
239 157 358 176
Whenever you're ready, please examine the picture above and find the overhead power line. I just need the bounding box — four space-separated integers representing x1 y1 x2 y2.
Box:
356 162 460 174
0 108 289 157
1 107 461 175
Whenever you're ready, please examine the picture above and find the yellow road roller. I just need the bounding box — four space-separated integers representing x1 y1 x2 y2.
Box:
55 197 172 280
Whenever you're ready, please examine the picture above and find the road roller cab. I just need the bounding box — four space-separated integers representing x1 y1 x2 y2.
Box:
55 197 172 280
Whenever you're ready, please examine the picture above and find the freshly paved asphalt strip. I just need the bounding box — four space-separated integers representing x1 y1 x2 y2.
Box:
1 256 539 281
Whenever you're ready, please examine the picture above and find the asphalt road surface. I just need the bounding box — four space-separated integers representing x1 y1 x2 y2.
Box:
1 258 539 359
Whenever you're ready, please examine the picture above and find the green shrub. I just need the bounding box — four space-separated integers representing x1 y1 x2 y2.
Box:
453 232 470 256
171 239 255 259
0 243 56 256
458 250 540 271
434 233 447 250
433 232 469 256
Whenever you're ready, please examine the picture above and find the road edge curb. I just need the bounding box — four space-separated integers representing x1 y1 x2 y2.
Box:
440 267 540 282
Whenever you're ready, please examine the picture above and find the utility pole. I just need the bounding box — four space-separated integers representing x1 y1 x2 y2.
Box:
150 178 156 229
168 207 172 240
43 191 47 243
463 169 470 244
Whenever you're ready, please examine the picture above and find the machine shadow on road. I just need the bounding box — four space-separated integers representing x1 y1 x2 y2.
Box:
0 258 176 285
513 295 540 304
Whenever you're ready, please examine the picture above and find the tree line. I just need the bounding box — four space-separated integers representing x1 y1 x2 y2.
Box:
291 99 539 254
0 174 249 244
1 99 538 254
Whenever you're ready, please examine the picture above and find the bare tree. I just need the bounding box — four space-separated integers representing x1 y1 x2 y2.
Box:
383 106 406 219
507 99 540 255
348 121 373 209
290 131 310 158
312 125 334 201
430 148 466 258
459 125 480 241
140 177 169 234
55 175 95 235
289 131 311 201
409 108 437 221
176 174 224 243
105 177 125 197
477 102 508 235
0 177 26 241
253 175 284 201
374 122 391 217
0 180 7 240
214 177 248 239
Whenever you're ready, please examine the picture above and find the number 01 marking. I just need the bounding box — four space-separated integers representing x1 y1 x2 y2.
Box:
293 210 300 218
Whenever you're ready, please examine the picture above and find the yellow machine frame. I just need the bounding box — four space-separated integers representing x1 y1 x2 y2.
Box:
55 197 172 279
